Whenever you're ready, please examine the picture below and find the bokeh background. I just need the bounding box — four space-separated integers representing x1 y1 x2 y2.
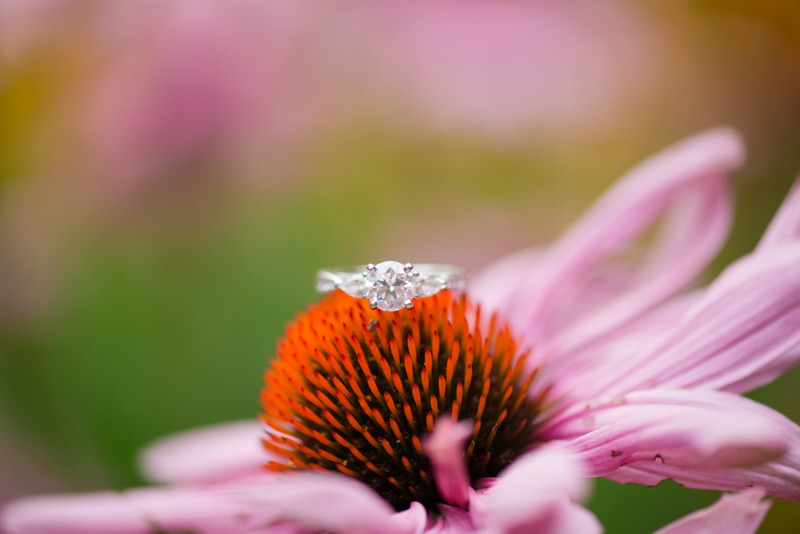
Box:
1 0 800 532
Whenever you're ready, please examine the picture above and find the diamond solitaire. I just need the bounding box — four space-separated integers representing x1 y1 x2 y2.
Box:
315 262 468 312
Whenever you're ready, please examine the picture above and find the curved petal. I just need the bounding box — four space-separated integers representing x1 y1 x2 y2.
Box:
393 502 428 534
139 420 269 484
757 177 800 252
652 490 770 534
249 472 425 534
476 499 602 534
474 127 742 360
564 242 800 400
2 493 149 534
604 421 800 501
1 481 274 534
543 291 700 405
544 390 791 478
472 249 643 374
469 247 544 324
471 447 597 534
544 503 604 534
546 173 730 356
426 504 474 534
423 418 473 508
238 525 305 534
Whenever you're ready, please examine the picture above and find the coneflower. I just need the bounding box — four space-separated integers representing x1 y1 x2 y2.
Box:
4 128 800 534
260 290 541 511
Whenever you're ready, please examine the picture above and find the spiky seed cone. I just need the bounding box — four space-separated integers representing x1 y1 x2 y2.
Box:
260 290 541 512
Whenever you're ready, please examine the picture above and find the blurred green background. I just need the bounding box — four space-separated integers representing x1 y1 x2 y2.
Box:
1 1 800 532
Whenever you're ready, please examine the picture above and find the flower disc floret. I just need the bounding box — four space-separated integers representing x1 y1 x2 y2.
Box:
260 290 542 512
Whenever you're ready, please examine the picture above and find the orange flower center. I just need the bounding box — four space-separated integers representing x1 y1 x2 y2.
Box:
260 290 541 511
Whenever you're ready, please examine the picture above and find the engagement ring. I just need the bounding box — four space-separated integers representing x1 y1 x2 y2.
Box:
316 261 468 312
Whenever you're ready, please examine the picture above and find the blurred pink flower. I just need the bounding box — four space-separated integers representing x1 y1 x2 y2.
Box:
0 0 79 64
82 0 331 199
364 0 666 140
4 127 800 533
3 0 673 205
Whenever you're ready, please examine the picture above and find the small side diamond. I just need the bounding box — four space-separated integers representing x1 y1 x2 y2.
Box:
339 276 365 298
316 278 336 293
417 275 445 298
445 274 468 293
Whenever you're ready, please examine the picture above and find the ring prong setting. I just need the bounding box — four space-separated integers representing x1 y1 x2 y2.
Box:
404 299 414 309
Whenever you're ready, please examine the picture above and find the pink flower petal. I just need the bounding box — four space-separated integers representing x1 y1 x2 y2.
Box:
250 472 424 534
545 175 730 357
651 490 770 534
591 391 800 502
139 420 269 484
475 498 601 534
469 247 544 324
543 290 701 405
426 504 474 533
423 418 473 508
1 481 273 534
757 177 800 252
393 502 428 534
666 244 800 394
371 0 663 137
474 127 743 360
471 447 598 534
2 493 149 534
564 242 800 400
545 390 790 477
550 503 604 534
604 420 800 501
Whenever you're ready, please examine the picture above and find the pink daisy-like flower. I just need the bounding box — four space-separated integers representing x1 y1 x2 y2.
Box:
365 0 664 139
82 0 325 197
3 127 800 533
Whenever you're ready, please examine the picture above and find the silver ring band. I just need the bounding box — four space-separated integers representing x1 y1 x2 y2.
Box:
316 261 468 312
